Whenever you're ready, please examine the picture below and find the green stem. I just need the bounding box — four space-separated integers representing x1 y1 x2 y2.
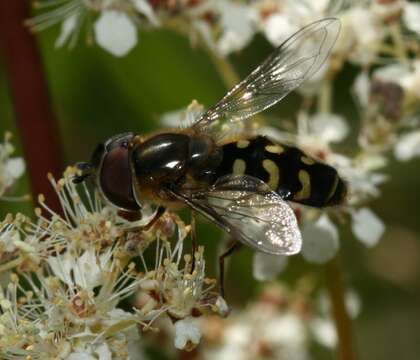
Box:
389 23 407 64
317 79 356 359
325 257 357 360
318 79 332 114
205 50 241 89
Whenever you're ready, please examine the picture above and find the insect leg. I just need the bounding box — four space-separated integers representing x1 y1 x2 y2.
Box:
219 240 242 298
143 206 166 231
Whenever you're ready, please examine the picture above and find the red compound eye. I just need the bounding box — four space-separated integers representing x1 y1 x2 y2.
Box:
100 143 140 212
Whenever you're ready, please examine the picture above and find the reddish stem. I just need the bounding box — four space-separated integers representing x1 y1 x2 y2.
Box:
0 0 63 214
325 257 357 360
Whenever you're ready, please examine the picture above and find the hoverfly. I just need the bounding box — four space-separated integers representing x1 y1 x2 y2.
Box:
74 18 345 294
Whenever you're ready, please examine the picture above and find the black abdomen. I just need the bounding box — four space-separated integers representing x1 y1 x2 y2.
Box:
215 136 346 207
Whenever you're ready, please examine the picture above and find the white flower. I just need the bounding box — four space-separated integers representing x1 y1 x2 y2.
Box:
394 130 420 161
302 214 339 264
94 10 138 57
310 317 338 348
351 207 385 247
0 133 25 199
262 14 298 47
0 167 226 356
216 0 256 56
0 220 20 255
345 289 362 318
200 285 313 360
337 153 387 205
345 6 385 65
307 113 349 145
318 289 362 319
174 317 202 350
262 313 306 349
403 2 420 35
252 252 288 281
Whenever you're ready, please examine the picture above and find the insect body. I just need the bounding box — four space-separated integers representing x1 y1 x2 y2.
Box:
75 18 343 270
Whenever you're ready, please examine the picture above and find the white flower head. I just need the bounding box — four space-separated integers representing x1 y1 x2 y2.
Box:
0 167 227 356
345 6 385 65
0 218 20 256
199 283 338 360
30 0 159 54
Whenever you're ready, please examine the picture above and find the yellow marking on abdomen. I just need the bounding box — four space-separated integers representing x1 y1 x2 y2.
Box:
265 144 284 154
262 159 280 190
326 175 339 203
294 170 311 200
301 156 315 165
237 140 250 149
233 159 246 175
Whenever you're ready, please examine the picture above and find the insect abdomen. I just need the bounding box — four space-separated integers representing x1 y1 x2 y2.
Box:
215 136 346 207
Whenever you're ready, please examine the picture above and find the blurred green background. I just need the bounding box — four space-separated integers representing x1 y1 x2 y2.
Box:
1 25 420 359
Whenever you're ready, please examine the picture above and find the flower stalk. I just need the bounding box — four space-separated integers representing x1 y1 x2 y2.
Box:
317 72 357 360
0 0 63 214
325 257 357 360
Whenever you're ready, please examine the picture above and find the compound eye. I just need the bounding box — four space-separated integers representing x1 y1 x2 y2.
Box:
99 144 140 212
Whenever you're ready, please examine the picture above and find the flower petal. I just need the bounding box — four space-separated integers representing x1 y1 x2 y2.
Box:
310 317 337 348
403 3 420 35
217 1 255 55
353 71 370 107
351 208 385 247
302 215 339 264
131 0 159 26
263 14 298 47
174 317 202 350
94 11 137 57
95 343 112 360
394 130 420 161
252 252 288 281
5 158 25 179
309 113 349 144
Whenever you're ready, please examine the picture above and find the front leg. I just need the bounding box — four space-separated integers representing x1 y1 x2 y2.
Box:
219 240 242 298
143 206 166 231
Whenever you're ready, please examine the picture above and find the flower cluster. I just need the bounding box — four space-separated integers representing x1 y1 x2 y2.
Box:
0 132 25 201
30 0 420 59
0 167 226 359
141 283 359 359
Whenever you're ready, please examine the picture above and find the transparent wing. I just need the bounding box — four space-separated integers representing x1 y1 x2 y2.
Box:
193 18 340 134
171 175 302 255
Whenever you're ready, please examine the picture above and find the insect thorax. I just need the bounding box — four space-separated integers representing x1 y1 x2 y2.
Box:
131 132 222 191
